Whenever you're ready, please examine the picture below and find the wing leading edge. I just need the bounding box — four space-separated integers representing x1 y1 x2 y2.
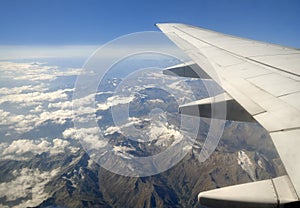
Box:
157 23 300 207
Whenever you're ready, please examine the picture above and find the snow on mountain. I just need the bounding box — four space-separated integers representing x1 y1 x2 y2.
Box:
237 150 256 181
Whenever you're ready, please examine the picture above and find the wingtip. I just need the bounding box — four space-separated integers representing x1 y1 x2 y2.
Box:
155 22 166 28
155 22 180 27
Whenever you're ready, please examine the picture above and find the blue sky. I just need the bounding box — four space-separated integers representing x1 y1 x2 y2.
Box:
0 0 299 48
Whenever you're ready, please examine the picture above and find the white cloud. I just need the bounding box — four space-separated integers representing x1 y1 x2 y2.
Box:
0 167 60 208
0 88 73 106
0 61 96 135
104 126 121 136
97 95 135 111
38 109 73 125
29 104 43 113
2 139 49 156
47 92 105 124
0 107 75 134
48 100 73 109
0 84 48 95
103 117 147 138
0 110 39 133
0 92 101 134
1 138 78 160
113 145 135 160
63 127 107 150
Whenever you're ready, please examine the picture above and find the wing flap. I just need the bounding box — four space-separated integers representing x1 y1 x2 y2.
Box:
271 130 300 196
198 175 299 208
179 93 255 122
163 61 211 78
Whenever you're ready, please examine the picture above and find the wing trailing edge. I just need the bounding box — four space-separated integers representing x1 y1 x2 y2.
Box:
179 93 255 122
198 175 299 208
163 61 211 78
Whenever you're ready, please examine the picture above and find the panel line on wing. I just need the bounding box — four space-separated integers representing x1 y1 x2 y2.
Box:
244 57 300 78
172 25 300 78
248 52 300 58
269 127 300 134
277 90 300 98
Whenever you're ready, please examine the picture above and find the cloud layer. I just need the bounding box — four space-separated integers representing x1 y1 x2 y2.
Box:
0 167 60 208
0 138 79 161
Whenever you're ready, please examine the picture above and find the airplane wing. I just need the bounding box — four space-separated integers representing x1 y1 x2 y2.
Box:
157 23 300 207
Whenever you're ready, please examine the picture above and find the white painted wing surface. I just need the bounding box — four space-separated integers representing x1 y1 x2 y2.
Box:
157 23 300 207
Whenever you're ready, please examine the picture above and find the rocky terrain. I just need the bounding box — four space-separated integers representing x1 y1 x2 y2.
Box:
0 119 285 208
0 61 285 208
